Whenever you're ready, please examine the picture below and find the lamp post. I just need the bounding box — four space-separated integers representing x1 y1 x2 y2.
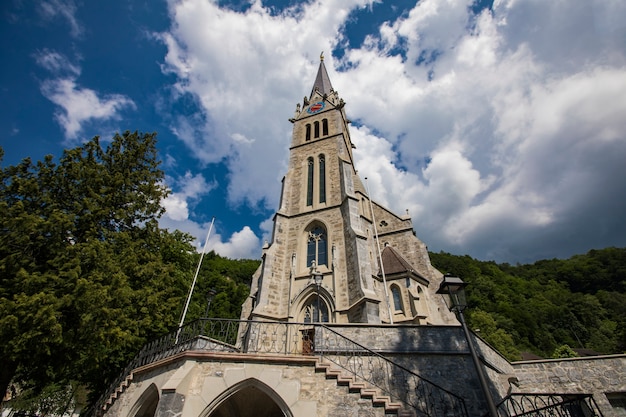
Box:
437 274 499 417
204 288 217 318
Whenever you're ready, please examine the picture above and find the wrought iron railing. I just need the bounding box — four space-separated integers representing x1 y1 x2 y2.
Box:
496 393 604 417
94 318 468 417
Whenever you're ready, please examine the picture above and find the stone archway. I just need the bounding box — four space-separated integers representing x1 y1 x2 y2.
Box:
204 378 293 417
128 383 159 417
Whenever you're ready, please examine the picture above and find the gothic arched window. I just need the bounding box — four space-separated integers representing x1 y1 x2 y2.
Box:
322 118 329 136
307 225 328 267
305 123 311 141
318 155 326 204
391 285 403 313
303 298 329 323
306 158 314 206
314 121 320 138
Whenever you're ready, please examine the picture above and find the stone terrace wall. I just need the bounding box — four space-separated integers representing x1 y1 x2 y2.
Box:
511 355 626 416
324 325 626 416
324 324 517 417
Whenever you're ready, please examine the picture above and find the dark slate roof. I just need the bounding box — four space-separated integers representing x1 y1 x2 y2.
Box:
310 54 333 97
379 245 416 275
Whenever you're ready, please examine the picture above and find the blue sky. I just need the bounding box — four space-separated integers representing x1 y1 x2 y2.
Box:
1 0 625 263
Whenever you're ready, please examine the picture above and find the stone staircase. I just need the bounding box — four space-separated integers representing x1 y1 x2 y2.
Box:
103 372 134 409
315 360 414 416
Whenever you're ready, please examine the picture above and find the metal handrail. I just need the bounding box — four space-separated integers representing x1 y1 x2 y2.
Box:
495 393 604 417
92 318 468 417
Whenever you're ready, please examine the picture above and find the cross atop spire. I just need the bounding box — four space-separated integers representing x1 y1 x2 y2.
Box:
310 52 333 98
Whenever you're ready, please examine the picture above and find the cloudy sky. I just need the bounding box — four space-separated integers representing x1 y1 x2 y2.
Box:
1 0 625 264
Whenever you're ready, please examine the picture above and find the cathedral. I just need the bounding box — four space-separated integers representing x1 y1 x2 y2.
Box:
97 57 625 417
239 54 454 328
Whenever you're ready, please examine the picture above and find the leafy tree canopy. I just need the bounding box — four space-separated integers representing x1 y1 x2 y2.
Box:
0 132 196 407
430 248 626 361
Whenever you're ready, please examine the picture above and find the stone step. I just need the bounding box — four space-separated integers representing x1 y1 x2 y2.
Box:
316 360 410 416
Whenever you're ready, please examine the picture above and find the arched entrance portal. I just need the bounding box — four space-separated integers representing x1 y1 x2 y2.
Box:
205 378 293 417
129 383 159 417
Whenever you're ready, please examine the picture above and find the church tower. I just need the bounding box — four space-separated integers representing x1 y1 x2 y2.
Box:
241 55 454 325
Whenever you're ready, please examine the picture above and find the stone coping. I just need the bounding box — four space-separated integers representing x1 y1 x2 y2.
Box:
512 353 626 365
133 351 320 376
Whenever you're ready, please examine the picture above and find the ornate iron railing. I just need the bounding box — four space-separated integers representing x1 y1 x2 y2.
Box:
94 318 468 417
496 393 604 417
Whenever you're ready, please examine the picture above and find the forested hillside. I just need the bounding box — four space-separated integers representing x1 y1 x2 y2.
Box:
183 250 259 321
429 248 626 360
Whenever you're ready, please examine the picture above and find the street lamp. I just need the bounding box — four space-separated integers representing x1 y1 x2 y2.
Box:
437 274 499 417
204 288 217 318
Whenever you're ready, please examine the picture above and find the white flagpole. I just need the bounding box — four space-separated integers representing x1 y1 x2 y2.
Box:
365 178 394 324
177 217 215 341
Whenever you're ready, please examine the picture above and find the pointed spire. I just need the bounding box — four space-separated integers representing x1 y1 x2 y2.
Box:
310 52 333 98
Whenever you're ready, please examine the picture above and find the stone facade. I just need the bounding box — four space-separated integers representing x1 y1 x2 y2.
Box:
104 353 396 417
240 57 453 327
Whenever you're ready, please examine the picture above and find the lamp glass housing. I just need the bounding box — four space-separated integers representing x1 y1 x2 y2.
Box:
436 275 468 312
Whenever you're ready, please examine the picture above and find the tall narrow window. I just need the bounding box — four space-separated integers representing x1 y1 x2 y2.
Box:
322 118 329 136
307 225 328 267
391 286 403 313
314 121 320 138
318 155 326 203
305 123 311 141
306 158 314 206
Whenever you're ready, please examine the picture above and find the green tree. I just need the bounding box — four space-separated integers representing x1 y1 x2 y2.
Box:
552 344 578 358
183 251 260 321
430 248 626 359
468 309 520 360
0 132 195 406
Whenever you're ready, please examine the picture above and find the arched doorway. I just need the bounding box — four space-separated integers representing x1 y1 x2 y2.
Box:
205 379 293 417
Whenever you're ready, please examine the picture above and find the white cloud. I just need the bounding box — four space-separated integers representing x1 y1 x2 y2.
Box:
160 172 262 259
162 0 626 262
163 171 217 221
38 0 83 38
35 50 136 141
41 78 136 140
161 0 377 210
210 226 262 260
33 49 80 75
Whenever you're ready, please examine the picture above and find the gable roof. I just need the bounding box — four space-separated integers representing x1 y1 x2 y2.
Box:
378 245 430 285
380 245 415 275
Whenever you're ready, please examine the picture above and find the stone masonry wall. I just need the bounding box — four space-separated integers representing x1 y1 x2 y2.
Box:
104 355 395 417
511 355 626 416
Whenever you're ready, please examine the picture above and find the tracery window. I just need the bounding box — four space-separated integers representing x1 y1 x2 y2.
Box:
307 225 328 267
303 299 329 323
391 285 404 313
